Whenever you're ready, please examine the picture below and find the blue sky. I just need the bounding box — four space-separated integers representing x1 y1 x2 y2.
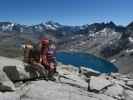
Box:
0 0 133 26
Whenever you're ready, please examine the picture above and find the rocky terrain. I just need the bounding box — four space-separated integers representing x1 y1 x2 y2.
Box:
0 56 132 100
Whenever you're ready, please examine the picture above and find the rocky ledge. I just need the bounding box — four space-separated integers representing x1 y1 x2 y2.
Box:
0 56 132 100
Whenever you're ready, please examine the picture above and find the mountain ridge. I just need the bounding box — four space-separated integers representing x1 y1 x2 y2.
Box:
0 21 128 32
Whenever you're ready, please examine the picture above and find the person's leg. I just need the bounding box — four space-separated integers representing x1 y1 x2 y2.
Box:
34 63 48 80
25 64 39 80
47 63 56 81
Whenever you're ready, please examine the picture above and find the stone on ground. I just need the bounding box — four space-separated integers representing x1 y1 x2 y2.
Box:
0 70 15 91
124 90 133 100
89 76 112 91
126 81 133 87
104 84 124 97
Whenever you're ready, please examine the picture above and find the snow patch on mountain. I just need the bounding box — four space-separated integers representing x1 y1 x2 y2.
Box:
0 23 14 31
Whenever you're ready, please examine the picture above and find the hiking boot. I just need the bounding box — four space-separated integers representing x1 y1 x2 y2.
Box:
43 76 49 81
48 76 56 81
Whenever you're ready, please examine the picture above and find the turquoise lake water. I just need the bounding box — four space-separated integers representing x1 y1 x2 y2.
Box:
56 52 118 73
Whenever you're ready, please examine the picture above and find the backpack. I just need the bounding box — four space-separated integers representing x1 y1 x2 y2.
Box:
29 44 41 63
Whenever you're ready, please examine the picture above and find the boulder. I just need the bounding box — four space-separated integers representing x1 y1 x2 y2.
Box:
126 81 133 87
0 70 15 91
79 67 100 78
0 57 46 82
0 56 49 92
89 76 112 91
3 65 37 82
3 63 47 82
104 84 124 97
0 57 30 82
124 90 133 100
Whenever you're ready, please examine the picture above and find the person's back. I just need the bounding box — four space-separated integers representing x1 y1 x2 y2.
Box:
29 44 41 64
22 40 33 63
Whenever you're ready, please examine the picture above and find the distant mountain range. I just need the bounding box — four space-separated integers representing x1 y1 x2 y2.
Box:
0 21 132 53
0 21 133 73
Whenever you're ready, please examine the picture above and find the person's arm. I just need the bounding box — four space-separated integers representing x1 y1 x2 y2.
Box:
40 56 42 63
21 44 26 48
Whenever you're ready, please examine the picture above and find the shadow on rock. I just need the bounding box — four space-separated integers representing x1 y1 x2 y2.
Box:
3 64 48 83
3 66 20 82
0 83 14 92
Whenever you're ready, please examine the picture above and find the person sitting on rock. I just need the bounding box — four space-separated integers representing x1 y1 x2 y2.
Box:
40 37 57 81
22 40 33 64
22 40 48 80
28 44 48 80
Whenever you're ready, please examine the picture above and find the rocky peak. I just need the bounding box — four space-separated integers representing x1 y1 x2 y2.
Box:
0 22 15 32
127 21 133 31
105 21 116 28
0 22 12 25
44 21 62 30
